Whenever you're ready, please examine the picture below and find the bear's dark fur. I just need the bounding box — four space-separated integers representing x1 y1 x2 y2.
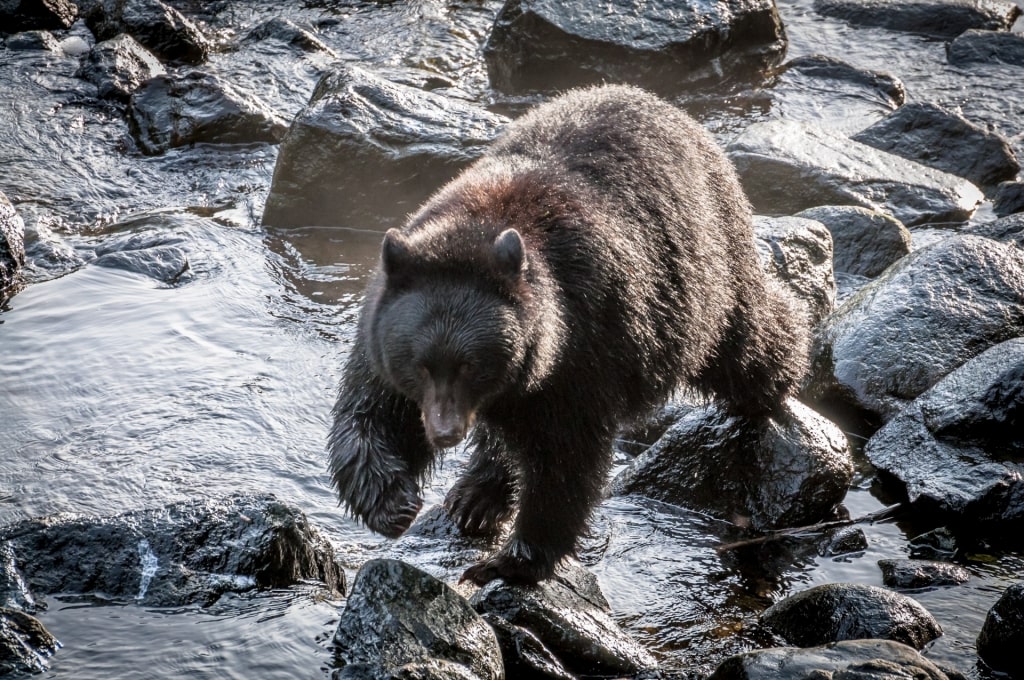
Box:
328 84 810 585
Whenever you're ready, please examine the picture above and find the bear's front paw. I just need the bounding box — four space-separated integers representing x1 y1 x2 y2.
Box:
444 479 514 538
362 478 423 539
459 541 556 586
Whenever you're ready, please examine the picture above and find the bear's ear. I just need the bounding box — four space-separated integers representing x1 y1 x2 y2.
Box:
493 228 526 281
381 229 411 279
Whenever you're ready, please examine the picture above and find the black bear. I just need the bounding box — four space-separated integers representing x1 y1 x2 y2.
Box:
328 84 810 585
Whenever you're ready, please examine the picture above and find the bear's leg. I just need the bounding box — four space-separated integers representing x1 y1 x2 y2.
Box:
445 425 518 537
461 419 613 585
328 341 434 538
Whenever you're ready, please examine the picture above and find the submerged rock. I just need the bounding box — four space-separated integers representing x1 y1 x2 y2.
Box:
806 235 1024 424
977 582 1024 677
878 559 970 589
0 607 60 675
483 0 787 94
852 102 1020 188
864 338 1024 525
262 63 508 229
0 192 26 293
794 205 911 279
127 71 287 155
754 215 836 325
243 17 335 55
710 639 955 679
471 560 657 677
333 559 502 680
0 0 77 32
92 230 190 283
727 120 983 226
612 399 853 531
0 494 344 607
947 28 1024 68
813 0 1022 38
992 181 1024 218
75 33 166 102
760 583 942 650
84 0 211 64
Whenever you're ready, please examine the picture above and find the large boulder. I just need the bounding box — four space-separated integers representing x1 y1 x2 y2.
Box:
710 639 956 680
261 64 508 229
977 582 1024 677
813 0 1022 38
332 559 502 680
0 0 77 32
127 71 287 155
83 0 211 64
947 29 1024 68
754 215 836 325
727 120 984 226
760 583 942 650
805 235 1024 424
0 494 344 607
852 102 1020 188
75 33 166 102
0 607 60 675
483 0 787 95
864 338 1024 525
0 192 26 293
612 399 853 531
794 205 911 279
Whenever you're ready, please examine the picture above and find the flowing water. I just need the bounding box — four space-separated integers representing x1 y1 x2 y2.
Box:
1 1 1022 677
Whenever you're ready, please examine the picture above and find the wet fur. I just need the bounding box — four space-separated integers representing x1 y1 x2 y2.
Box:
328 84 810 584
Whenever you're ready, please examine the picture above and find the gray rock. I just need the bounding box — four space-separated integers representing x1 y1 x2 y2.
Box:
261 63 508 229
244 17 336 55
128 71 288 155
754 215 836 325
993 181 1024 217
0 607 60 675
75 33 165 102
470 560 657 677
333 559 502 680
4 29 61 51
0 493 344 607
727 120 983 226
709 639 954 680
0 192 26 293
795 206 911 278
878 559 970 589
84 0 211 64
612 399 853 531
93 245 190 283
852 102 1020 188
864 338 1024 524
0 0 77 32
483 0 787 95
813 0 1022 38
760 583 942 650
947 28 1024 67
966 213 1024 248
977 581 1024 677
481 613 576 680
805 235 1024 424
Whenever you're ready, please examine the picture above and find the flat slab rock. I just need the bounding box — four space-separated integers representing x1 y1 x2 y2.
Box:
813 0 1022 38
878 559 970 589
948 29 1024 68
483 0 787 95
727 120 983 226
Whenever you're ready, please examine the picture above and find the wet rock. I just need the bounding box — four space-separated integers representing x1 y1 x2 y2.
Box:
709 639 955 680
83 0 210 64
481 613 576 680
333 559 502 680
0 192 26 293
852 102 1020 188
813 0 1022 38
4 29 61 51
0 493 344 607
127 71 287 155
754 215 836 325
819 525 868 557
993 181 1024 217
470 560 657 677
384 505 493 586
760 583 942 650
0 0 77 32
966 213 1024 248
93 243 189 283
75 33 165 102
244 17 335 55
863 338 1024 525
0 607 60 675
483 0 787 95
261 63 508 229
908 528 958 561
795 206 911 278
947 28 1024 68
727 120 984 226
977 581 1024 677
877 559 970 589
805 235 1024 424
611 399 853 531
764 55 905 134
